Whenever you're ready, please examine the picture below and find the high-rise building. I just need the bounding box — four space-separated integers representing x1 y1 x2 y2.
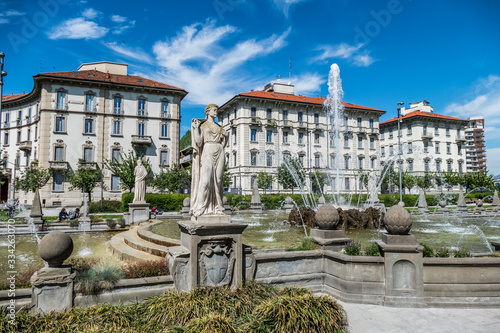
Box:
465 116 486 172
0 61 187 206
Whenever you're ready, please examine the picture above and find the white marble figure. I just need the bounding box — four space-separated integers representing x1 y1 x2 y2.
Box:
368 171 378 204
133 159 147 203
190 104 228 217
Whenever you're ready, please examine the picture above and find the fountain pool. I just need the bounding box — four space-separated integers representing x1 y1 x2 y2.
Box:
150 213 500 253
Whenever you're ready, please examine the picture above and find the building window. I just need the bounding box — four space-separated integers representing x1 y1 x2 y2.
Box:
85 94 94 112
111 175 120 191
113 120 121 135
458 144 462 154
161 124 168 138
447 143 451 154
434 125 439 135
114 96 122 114
298 132 304 144
330 154 335 168
344 135 349 147
84 148 93 162
369 118 374 129
27 129 31 141
251 152 257 166
447 160 452 172
57 91 66 110
389 128 393 138
357 117 362 128
298 112 303 123
344 155 349 169
266 130 272 143
55 116 65 132
358 157 363 169
407 124 412 135
4 112 10 126
233 152 237 167
15 155 20 168
138 122 145 136
371 158 375 169
435 142 440 154
380 129 384 140
299 154 305 165
161 101 169 118
138 99 146 116
457 128 461 138
17 131 21 144
423 124 428 136
160 151 168 166
314 133 320 144
408 142 413 153
17 111 22 125
345 178 350 190
283 110 288 121
314 113 319 124
436 160 441 172
250 129 256 142
343 116 348 127
232 129 237 144
408 160 413 172
370 137 375 149
381 146 385 157
390 145 394 156
424 141 428 153
458 162 463 173
251 107 256 118
315 155 320 168
446 127 450 136
267 151 272 167
267 108 272 119
358 136 363 148
53 172 63 191
112 149 120 162
283 131 288 143
84 119 94 134
54 146 64 161
329 135 334 147
424 160 429 172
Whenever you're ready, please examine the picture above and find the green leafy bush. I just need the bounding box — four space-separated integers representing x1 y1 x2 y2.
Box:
344 240 361 256
122 259 169 279
89 200 124 213
436 247 450 258
420 243 435 257
364 243 381 256
453 248 469 258
122 193 189 211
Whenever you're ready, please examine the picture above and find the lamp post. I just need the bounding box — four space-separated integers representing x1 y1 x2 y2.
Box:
397 102 404 203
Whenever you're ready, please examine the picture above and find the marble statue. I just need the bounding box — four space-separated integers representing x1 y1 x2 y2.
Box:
133 159 147 203
190 104 228 217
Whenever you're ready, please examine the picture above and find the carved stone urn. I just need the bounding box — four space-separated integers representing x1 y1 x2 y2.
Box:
315 204 339 230
383 205 412 235
39 231 73 267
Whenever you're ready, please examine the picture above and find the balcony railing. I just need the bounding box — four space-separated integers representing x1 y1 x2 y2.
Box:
266 119 276 127
19 141 32 151
180 155 192 164
113 108 124 115
131 135 152 146
49 161 69 170
421 132 433 139
282 120 291 127
79 161 98 170
137 110 148 117
250 117 261 125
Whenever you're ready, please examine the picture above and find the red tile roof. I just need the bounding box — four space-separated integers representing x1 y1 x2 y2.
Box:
237 90 384 112
38 70 186 92
380 110 468 125
2 93 28 102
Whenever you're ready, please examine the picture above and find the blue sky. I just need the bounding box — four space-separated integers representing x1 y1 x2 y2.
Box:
1 0 500 173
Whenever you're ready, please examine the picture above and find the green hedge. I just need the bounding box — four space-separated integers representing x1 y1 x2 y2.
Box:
122 193 189 212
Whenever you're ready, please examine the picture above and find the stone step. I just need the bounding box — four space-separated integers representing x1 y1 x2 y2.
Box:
137 222 180 247
124 228 171 257
109 230 162 263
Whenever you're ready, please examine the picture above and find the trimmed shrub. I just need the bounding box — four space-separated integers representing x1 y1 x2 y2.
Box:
344 240 362 256
89 200 124 213
420 243 434 258
364 243 381 256
122 193 188 212
122 259 169 279
184 314 236 333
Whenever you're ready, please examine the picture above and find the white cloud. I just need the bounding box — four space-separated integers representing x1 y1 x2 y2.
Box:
352 51 375 67
311 43 376 67
49 17 108 40
111 15 127 23
142 20 290 105
444 75 500 147
109 44 154 64
0 18 8 24
487 148 500 175
82 8 99 20
292 73 325 95
272 0 308 18
0 8 26 23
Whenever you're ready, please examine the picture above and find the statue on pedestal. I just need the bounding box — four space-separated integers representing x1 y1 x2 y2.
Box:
133 159 147 203
190 104 228 217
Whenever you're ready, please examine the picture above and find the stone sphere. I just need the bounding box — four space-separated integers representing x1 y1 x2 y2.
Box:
183 197 191 207
397 201 405 207
315 204 339 230
384 205 412 235
284 196 293 204
39 231 73 267
223 196 228 205
439 200 447 208
477 199 483 207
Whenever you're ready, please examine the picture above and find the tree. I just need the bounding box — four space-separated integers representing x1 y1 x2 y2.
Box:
277 157 305 193
66 162 104 202
180 130 192 150
459 171 495 192
256 171 274 194
442 171 461 190
16 165 51 192
310 170 327 194
152 164 190 193
401 171 417 194
223 165 232 189
415 172 434 193
105 150 152 192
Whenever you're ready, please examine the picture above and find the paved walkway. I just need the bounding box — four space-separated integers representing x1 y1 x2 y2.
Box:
338 301 500 333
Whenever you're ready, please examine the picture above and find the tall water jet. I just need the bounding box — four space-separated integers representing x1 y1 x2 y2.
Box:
324 63 344 204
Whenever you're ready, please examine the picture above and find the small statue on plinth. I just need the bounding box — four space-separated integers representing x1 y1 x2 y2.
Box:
133 159 147 204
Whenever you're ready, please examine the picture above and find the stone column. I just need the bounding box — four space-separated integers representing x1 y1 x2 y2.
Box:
31 231 75 312
377 205 424 307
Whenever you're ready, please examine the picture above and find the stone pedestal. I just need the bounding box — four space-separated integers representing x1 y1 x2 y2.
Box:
167 215 248 292
128 202 150 225
30 189 44 228
311 229 351 251
30 266 76 313
377 234 424 307
181 206 191 218
283 203 294 213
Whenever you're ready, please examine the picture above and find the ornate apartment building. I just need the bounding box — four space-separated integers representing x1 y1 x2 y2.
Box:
379 101 469 181
465 116 486 172
0 61 187 206
218 80 385 194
